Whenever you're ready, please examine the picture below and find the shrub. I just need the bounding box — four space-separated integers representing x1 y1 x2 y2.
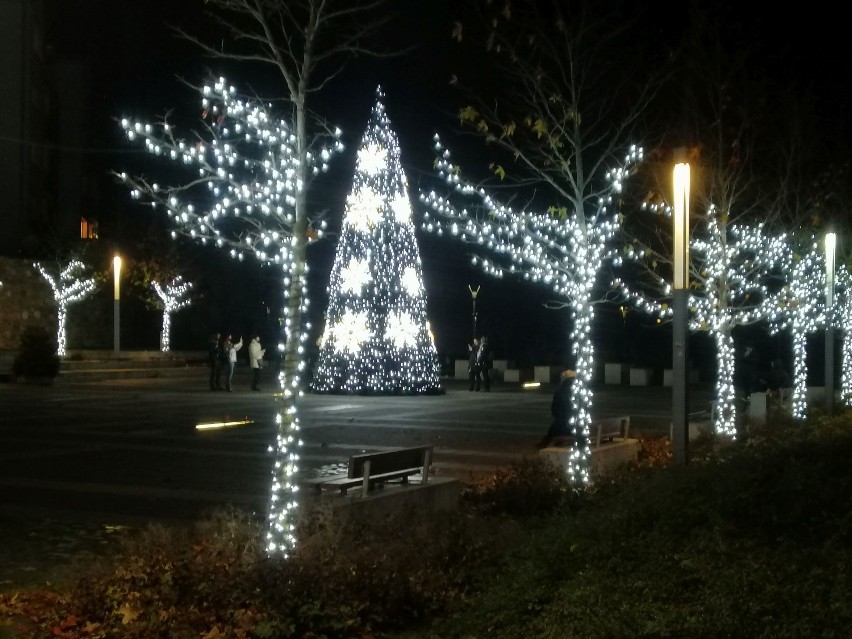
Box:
462 456 585 516
12 325 60 379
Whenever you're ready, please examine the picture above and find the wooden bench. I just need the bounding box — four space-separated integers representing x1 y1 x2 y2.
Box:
590 416 630 446
304 445 433 496
545 416 631 448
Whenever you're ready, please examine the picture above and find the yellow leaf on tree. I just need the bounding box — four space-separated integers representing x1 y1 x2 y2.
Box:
502 122 516 137
477 120 489 133
493 164 506 180
458 106 479 123
531 119 548 138
452 21 463 42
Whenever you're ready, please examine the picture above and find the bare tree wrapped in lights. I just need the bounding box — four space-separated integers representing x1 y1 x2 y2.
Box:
311 89 441 395
615 209 788 437
768 240 826 419
117 77 342 556
418 1 657 484
152 276 193 352
34 260 97 357
837 264 852 407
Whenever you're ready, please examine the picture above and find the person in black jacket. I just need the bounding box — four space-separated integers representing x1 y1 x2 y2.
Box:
208 332 222 390
468 338 481 391
477 335 492 392
537 369 576 448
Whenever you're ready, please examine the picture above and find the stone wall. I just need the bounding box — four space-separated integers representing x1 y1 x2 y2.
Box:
0 257 55 351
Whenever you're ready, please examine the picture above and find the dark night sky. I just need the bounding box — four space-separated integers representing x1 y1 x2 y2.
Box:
43 1 852 366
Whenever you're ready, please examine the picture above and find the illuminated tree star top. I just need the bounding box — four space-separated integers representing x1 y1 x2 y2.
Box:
345 86 414 233
118 77 344 268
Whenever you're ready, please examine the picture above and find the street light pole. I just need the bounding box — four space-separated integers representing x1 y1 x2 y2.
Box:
113 255 121 353
825 232 836 413
672 154 690 466
468 285 480 341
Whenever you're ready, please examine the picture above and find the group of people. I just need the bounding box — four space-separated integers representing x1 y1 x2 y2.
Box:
207 332 266 392
467 335 492 392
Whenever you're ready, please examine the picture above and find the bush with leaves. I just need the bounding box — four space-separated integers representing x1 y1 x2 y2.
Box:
12 325 60 380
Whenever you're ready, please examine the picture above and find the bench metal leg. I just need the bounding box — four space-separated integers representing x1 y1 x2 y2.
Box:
361 460 371 496
422 449 431 484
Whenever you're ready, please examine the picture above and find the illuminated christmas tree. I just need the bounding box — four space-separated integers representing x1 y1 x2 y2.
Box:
311 88 441 395
34 260 97 357
152 275 193 352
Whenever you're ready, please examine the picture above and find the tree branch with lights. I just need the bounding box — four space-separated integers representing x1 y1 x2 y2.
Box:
117 77 342 557
419 1 660 484
34 260 98 357
152 276 193 352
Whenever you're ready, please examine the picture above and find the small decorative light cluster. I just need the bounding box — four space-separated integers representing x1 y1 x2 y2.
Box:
615 206 789 438
34 260 97 357
117 77 344 557
152 276 193 352
769 240 825 419
421 133 643 484
311 87 442 395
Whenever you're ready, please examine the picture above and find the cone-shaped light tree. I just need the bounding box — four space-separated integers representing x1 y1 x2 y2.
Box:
152 276 193 352
117 77 343 556
34 260 97 357
311 89 441 395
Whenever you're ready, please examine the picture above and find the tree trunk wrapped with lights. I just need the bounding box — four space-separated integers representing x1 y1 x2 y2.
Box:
118 77 343 556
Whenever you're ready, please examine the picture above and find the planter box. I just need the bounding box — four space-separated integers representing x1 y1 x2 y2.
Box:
629 368 653 386
533 366 555 383
605 362 628 385
540 439 639 481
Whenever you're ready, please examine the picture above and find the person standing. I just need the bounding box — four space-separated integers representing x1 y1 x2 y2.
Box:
223 335 243 392
477 335 492 392
248 334 266 391
468 337 481 391
208 332 222 390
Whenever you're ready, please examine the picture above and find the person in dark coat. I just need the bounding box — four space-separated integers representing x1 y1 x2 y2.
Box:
208 332 222 390
537 369 576 448
468 338 481 391
766 358 792 391
477 335 492 392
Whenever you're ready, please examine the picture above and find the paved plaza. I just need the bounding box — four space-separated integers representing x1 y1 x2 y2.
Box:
0 371 712 588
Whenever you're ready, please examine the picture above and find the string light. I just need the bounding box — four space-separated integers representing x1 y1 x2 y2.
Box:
34 260 97 357
118 77 343 556
615 205 790 438
151 276 193 352
311 87 442 395
421 134 643 484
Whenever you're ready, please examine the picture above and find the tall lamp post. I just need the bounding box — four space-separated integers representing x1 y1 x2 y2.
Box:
468 285 480 341
825 232 836 413
113 255 121 353
672 155 690 466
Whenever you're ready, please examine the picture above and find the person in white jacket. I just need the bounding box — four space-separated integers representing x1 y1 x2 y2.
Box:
248 335 266 391
223 335 243 391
